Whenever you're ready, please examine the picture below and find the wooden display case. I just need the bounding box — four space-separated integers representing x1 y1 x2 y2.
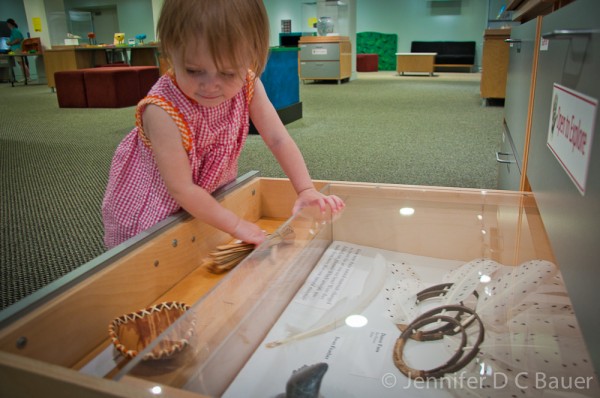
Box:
1 174 597 397
298 36 351 84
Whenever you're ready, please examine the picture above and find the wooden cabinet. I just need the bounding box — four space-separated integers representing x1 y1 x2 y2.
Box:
395 52 436 76
480 29 511 101
298 36 351 84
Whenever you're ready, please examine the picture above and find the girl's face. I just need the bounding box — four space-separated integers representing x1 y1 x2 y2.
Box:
171 38 248 107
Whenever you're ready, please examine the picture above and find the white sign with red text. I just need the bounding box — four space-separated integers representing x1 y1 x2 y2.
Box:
547 83 598 195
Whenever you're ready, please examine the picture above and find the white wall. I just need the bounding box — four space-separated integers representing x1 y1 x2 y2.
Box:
263 0 490 68
356 0 488 67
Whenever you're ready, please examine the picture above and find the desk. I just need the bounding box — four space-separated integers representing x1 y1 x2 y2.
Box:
396 52 436 76
98 45 160 65
129 46 160 66
0 52 43 86
43 45 163 89
43 47 108 89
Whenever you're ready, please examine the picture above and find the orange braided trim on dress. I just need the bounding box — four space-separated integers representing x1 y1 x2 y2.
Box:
246 70 256 105
135 95 193 152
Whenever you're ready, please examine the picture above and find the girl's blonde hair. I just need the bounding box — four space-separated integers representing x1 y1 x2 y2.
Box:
157 0 270 76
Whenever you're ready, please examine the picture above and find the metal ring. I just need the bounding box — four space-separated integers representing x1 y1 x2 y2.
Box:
393 304 485 379
393 314 467 379
430 306 485 375
397 283 479 341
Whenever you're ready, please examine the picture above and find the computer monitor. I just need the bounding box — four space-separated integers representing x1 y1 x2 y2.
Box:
0 37 10 54
0 21 10 38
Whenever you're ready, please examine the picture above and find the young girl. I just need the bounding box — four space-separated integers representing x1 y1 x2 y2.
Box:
102 0 345 249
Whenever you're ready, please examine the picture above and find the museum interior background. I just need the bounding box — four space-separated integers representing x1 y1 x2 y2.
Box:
3 1 600 393
1 0 511 80
0 1 528 306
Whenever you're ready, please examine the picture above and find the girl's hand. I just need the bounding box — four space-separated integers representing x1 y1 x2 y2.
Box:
292 187 345 215
232 219 267 246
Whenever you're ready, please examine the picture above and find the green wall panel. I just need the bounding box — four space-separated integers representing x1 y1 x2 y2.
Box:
357 32 398 71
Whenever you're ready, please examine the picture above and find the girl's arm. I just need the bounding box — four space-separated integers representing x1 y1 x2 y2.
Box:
249 79 344 214
143 104 266 245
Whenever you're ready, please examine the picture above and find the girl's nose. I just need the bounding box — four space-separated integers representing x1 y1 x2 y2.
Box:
199 73 221 89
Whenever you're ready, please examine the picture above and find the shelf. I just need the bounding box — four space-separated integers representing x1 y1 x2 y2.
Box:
507 0 567 22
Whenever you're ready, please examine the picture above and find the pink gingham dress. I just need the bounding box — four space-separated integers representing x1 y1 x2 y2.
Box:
102 71 255 248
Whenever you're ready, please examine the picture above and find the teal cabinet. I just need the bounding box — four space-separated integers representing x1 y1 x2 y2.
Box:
252 47 302 133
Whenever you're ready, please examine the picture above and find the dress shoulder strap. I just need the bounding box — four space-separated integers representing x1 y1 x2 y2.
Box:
246 70 256 106
134 95 193 152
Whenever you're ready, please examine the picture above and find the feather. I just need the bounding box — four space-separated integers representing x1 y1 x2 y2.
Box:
266 254 388 348
441 258 500 306
441 266 595 396
383 260 424 325
476 260 557 328
388 260 421 282
384 278 422 325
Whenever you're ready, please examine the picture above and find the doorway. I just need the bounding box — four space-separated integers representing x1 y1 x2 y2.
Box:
68 6 118 45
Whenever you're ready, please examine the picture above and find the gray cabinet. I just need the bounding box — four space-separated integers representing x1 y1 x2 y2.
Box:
299 43 340 61
526 0 600 375
298 36 351 84
496 125 521 191
299 61 341 79
497 17 539 190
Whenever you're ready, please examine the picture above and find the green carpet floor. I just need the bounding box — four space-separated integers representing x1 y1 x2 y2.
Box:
0 71 504 310
239 72 503 187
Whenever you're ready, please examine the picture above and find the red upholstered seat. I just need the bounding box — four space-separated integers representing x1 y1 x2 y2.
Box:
357 54 379 72
55 70 87 108
134 66 161 97
55 66 160 108
84 67 141 108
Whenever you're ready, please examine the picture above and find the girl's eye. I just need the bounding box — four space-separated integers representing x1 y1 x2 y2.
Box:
220 71 236 79
186 69 204 76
